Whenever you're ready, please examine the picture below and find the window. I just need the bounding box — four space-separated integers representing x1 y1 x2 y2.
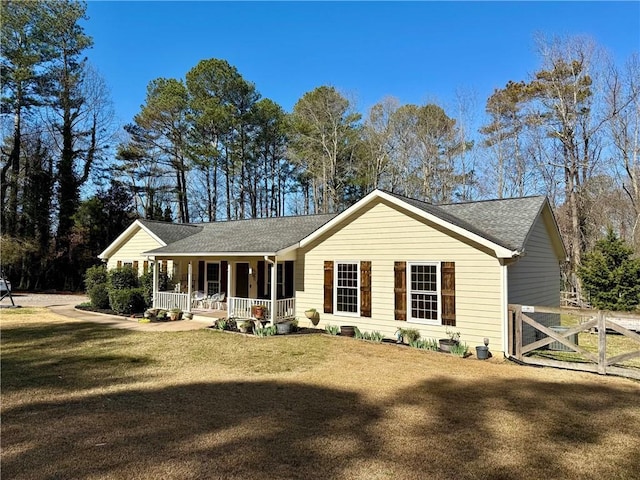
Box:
206 262 220 296
408 262 440 323
335 262 359 315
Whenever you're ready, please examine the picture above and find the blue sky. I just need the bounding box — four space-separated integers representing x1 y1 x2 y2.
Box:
83 1 640 126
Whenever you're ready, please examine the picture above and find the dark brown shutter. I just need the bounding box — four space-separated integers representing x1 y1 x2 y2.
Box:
197 261 205 291
220 261 228 295
441 261 456 326
284 261 294 298
257 260 265 298
323 261 334 313
117 260 122 268
360 261 371 317
143 261 149 273
394 261 407 321
161 260 167 273
133 261 139 273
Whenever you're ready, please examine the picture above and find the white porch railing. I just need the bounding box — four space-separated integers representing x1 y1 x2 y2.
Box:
228 297 296 323
155 291 190 312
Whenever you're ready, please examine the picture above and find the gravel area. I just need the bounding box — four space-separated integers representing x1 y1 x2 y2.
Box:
0 292 88 308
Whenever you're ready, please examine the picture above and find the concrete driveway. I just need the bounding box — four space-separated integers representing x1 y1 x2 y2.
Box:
1 292 211 332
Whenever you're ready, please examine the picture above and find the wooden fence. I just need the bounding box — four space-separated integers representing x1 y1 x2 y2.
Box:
508 304 640 380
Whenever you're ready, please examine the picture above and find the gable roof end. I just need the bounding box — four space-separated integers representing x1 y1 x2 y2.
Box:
98 219 202 260
300 190 542 259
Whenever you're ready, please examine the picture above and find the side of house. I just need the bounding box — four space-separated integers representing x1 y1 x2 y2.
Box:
295 196 506 350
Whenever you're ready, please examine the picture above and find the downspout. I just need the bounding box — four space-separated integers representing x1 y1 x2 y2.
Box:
264 255 276 325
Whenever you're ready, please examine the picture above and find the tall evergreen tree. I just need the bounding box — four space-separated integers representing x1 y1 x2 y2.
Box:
578 229 640 311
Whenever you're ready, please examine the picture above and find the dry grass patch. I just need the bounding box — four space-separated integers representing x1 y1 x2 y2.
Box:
2 309 639 480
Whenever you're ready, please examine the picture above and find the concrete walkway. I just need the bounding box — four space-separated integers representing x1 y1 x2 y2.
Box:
49 305 212 332
1 292 212 332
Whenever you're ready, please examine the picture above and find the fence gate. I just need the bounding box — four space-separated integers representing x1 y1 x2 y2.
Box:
508 304 640 380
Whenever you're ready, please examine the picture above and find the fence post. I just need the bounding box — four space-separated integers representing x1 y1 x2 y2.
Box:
598 311 607 375
515 305 523 360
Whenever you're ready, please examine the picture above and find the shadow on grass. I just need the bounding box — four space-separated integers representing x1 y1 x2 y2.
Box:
1 322 154 393
388 376 640 479
2 375 639 480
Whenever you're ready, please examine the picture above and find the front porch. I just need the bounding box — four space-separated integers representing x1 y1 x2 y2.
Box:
150 255 297 324
154 292 296 323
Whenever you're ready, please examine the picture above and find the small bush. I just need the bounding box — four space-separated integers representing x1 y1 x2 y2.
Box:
139 272 154 308
85 265 107 290
88 284 110 309
108 266 138 290
108 287 146 315
85 265 110 309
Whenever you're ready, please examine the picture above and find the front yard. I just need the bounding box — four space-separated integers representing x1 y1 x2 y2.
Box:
2 308 639 480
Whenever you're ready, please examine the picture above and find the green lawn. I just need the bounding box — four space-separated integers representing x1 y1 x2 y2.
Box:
2 308 639 480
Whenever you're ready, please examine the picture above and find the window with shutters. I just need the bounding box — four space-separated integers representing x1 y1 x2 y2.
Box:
335 261 359 315
408 262 440 324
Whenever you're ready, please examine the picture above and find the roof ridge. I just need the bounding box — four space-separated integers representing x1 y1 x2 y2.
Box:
195 212 337 226
437 195 547 207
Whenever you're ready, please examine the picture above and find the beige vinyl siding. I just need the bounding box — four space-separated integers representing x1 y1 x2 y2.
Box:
508 211 561 308
296 199 505 351
106 227 166 276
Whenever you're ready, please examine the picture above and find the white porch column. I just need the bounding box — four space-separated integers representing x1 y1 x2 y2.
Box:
226 262 231 317
270 256 278 325
187 262 193 312
152 257 158 308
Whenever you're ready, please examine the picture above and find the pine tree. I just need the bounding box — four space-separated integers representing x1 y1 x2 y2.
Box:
578 229 640 311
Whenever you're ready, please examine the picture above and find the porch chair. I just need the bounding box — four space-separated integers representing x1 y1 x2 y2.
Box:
214 292 226 310
192 291 206 309
206 293 220 310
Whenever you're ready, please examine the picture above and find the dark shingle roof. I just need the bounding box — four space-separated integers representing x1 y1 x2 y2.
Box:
139 192 547 256
145 214 337 255
384 191 546 251
438 196 547 251
138 219 202 245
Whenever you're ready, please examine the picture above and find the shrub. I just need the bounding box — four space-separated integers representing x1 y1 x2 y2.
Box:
108 287 146 315
85 265 110 309
139 271 154 308
88 284 110 309
85 265 107 290
108 266 138 290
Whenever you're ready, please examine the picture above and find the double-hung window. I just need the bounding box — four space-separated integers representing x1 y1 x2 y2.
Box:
408 262 440 323
335 261 359 315
206 262 220 296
